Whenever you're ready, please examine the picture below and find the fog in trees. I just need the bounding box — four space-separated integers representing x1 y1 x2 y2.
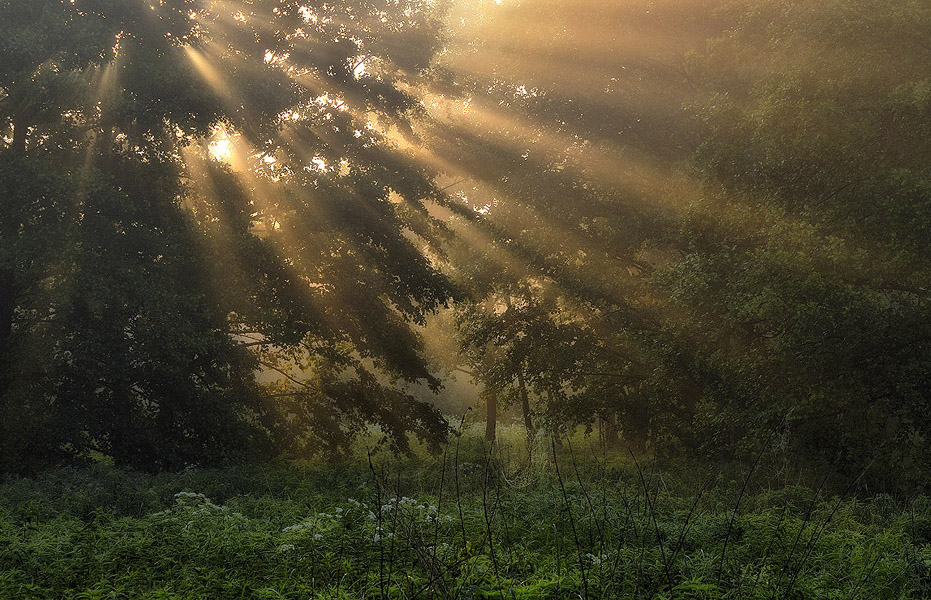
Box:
2 1 930 597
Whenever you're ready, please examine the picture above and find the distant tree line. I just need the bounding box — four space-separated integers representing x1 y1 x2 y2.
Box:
437 0 931 491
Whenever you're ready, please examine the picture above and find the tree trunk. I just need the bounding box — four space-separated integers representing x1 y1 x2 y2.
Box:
546 388 563 446
626 430 647 456
0 272 13 348
11 114 27 156
0 271 15 400
516 369 534 437
2 113 25 394
602 413 620 449
484 387 497 443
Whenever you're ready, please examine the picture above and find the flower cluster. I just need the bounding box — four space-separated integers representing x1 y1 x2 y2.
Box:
375 496 453 524
146 491 245 530
586 553 610 566
276 495 457 551
282 521 315 534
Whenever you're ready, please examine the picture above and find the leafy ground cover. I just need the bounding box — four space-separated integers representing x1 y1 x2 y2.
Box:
1 429 928 599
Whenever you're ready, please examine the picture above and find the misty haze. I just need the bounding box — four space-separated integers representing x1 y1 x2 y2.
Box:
1 0 929 598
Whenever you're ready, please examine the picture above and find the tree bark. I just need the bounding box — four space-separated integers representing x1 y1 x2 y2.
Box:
484 387 497 443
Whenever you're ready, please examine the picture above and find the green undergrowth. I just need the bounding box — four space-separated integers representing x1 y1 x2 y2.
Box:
1 433 929 599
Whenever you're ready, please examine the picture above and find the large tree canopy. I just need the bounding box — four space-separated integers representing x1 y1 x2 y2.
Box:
0 0 457 472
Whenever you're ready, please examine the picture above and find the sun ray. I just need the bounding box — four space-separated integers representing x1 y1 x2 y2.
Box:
166 0 717 385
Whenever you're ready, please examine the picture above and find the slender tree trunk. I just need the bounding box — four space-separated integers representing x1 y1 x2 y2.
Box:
484 387 497 443
0 272 14 402
11 114 27 156
627 430 647 456
546 388 563 446
0 272 13 348
603 413 620 449
1 113 23 372
516 369 534 437
0 114 20 358
502 294 534 442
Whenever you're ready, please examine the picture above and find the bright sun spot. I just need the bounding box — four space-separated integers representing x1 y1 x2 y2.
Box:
209 138 233 162
352 58 367 79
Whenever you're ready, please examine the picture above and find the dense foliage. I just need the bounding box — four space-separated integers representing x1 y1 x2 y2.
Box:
414 0 931 490
666 0 931 487
0 0 458 472
1 434 928 599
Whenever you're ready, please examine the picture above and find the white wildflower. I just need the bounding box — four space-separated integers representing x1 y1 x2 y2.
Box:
282 521 313 533
174 491 207 500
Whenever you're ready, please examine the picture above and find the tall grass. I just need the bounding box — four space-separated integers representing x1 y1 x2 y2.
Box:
0 426 928 598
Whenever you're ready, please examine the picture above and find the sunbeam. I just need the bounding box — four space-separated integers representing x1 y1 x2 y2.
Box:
4 5 931 594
